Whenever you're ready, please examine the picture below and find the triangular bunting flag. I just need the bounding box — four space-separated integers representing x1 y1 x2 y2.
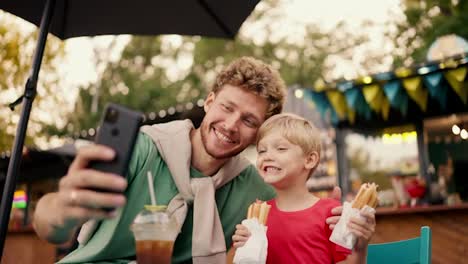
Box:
305 90 331 118
444 67 468 104
403 77 428 111
385 83 408 117
447 67 467 82
424 72 443 92
423 72 447 110
353 90 372 120
383 80 402 107
326 90 348 120
403 77 422 91
424 72 448 109
344 88 360 108
362 84 383 113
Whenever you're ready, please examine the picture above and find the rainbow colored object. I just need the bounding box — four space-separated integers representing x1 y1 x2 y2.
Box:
12 190 27 209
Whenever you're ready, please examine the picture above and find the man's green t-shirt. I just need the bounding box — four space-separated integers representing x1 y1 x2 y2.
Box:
59 132 275 263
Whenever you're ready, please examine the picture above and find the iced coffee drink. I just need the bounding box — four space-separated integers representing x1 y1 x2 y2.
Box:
131 205 179 264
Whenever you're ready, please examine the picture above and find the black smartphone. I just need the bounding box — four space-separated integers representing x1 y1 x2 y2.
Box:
90 103 143 183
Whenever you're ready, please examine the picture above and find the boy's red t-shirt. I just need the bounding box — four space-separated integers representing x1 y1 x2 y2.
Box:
266 198 351 264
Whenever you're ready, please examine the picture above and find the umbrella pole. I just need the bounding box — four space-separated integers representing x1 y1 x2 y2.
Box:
0 0 56 256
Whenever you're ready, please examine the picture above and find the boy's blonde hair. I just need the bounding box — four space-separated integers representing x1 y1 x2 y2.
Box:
212 56 286 118
256 113 321 171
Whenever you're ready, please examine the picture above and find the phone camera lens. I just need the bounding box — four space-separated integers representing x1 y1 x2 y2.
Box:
105 108 119 123
111 128 119 136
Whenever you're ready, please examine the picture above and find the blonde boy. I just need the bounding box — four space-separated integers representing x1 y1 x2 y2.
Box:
233 113 375 264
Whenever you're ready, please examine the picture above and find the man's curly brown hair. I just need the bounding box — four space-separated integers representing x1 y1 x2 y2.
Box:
212 57 286 118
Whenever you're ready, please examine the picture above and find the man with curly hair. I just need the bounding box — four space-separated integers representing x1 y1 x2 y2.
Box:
33 57 341 264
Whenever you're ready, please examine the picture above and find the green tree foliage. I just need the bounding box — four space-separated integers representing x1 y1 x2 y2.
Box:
62 36 197 134
0 11 65 152
65 0 382 135
392 0 468 66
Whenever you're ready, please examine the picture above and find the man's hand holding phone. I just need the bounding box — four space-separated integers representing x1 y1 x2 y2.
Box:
62 103 142 216
56 145 128 226
33 104 142 244
33 145 128 244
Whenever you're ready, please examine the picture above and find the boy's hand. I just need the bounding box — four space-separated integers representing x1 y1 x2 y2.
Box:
348 211 376 252
232 224 251 248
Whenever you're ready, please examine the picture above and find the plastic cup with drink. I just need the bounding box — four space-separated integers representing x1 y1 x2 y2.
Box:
130 172 179 264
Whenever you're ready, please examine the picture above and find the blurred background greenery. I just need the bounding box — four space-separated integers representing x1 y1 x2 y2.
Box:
1 0 467 152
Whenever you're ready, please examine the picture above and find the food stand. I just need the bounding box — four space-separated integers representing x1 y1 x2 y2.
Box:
303 52 468 264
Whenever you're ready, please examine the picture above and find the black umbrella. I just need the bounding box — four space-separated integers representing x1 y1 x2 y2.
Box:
1 0 259 39
0 0 261 255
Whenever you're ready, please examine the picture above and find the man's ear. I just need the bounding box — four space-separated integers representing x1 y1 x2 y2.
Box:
305 151 320 170
204 92 216 113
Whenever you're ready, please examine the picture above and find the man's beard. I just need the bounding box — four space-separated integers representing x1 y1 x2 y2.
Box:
200 121 244 160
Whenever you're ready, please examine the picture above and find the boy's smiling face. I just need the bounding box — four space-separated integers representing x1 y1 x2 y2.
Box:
256 130 314 189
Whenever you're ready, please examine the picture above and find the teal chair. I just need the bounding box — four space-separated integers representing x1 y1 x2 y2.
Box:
367 226 431 264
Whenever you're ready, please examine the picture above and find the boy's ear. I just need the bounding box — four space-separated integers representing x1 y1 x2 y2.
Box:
305 151 320 170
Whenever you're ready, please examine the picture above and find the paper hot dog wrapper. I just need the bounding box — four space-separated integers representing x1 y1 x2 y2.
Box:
233 218 268 264
329 201 375 250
